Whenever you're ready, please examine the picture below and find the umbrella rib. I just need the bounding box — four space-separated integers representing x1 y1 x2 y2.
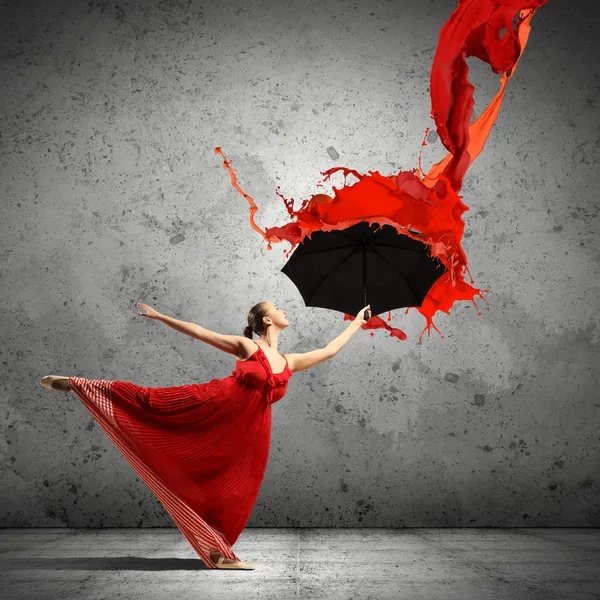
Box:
305 248 360 305
369 246 420 301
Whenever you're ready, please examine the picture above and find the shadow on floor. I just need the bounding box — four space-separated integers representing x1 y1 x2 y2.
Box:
7 557 209 571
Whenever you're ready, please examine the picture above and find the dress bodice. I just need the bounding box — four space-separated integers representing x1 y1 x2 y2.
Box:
230 341 292 405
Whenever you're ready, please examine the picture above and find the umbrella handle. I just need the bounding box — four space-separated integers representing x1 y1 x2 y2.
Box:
363 309 371 321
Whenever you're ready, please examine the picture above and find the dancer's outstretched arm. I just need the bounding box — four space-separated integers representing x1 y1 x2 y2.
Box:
137 303 244 356
286 319 362 373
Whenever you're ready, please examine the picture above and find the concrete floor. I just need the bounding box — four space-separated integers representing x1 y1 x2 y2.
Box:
1 528 599 600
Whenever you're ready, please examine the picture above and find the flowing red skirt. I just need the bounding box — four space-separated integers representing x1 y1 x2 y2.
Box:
68 375 272 568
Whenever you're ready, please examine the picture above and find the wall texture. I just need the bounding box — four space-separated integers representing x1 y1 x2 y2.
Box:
1 0 598 528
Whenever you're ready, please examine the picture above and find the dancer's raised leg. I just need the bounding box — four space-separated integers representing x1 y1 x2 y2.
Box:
40 376 71 393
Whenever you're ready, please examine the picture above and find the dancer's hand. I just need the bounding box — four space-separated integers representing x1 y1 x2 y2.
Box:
353 304 371 326
137 303 163 320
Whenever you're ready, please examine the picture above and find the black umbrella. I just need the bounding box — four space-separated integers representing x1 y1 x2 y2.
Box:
280 221 447 320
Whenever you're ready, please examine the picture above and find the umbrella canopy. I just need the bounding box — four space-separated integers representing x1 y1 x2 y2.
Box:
280 221 447 318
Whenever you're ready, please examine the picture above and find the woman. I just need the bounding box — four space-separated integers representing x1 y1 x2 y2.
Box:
40 300 371 569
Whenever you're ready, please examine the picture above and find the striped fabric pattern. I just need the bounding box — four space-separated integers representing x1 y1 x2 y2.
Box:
69 377 240 568
67 353 291 569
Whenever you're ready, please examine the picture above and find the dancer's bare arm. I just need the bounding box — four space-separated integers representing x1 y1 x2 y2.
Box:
285 348 332 373
286 319 363 373
137 303 244 356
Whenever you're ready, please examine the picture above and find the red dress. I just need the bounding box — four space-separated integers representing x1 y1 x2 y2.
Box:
68 340 292 568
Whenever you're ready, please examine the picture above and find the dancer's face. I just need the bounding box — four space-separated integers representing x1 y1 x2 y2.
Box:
264 302 288 330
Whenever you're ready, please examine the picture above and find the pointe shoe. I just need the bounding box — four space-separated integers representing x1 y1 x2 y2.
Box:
40 376 71 392
210 553 256 570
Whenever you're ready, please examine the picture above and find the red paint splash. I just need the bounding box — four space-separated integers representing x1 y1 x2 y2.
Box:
214 0 548 341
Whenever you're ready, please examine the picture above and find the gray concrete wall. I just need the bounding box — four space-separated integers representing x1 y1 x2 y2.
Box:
1 0 598 528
